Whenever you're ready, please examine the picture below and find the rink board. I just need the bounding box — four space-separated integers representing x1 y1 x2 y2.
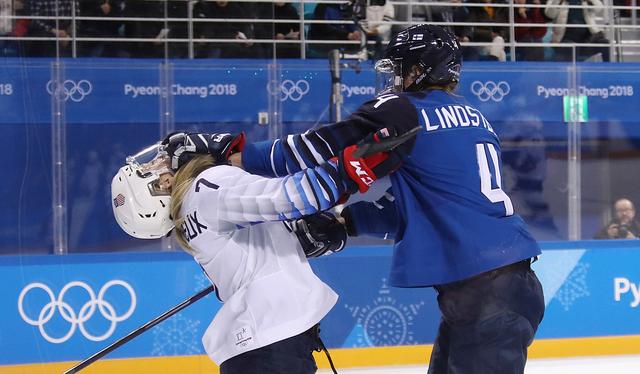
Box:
1 59 640 129
1 240 640 371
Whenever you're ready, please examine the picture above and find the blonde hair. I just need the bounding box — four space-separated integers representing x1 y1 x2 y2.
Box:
425 82 459 94
170 154 216 254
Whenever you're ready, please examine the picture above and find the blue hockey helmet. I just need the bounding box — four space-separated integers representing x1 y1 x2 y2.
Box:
375 24 462 93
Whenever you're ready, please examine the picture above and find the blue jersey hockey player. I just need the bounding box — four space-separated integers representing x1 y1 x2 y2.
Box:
167 24 545 374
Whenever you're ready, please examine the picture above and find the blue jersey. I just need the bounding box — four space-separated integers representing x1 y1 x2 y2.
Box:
242 90 540 287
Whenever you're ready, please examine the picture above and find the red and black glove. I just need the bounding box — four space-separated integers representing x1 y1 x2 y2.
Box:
333 126 418 194
207 132 246 163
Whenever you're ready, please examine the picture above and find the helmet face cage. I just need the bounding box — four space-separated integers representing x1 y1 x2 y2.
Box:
111 143 175 239
382 24 462 92
374 58 404 94
126 143 173 196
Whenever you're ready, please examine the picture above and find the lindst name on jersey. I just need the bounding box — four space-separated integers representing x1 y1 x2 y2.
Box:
420 105 496 135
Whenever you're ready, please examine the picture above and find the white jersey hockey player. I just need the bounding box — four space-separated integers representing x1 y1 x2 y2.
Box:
111 129 408 373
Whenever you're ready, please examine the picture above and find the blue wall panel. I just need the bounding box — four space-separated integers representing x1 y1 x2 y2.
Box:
2 241 640 365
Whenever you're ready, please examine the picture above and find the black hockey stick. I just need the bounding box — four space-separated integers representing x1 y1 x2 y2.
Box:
351 126 421 159
64 285 215 374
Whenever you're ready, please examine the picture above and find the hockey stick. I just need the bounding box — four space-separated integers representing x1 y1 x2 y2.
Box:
64 285 215 374
351 126 421 159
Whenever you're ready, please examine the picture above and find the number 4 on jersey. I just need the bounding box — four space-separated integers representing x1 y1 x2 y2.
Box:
476 143 514 216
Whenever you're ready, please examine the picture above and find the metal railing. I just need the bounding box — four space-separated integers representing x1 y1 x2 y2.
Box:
0 0 639 61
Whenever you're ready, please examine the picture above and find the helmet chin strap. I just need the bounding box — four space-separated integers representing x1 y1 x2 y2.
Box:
403 65 427 92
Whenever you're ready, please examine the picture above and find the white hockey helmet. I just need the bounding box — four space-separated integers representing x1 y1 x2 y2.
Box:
111 143 175 239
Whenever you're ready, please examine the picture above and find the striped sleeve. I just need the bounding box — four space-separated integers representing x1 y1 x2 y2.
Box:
201 165 345 231
242 94 419 177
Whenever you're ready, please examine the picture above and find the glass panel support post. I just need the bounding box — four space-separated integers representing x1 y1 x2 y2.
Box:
267 63 284 140
160 61 175 251
329 49 342 123
567 64 582 240
51 61 68 255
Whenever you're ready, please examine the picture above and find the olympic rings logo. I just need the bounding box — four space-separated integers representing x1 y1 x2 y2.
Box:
470 81 511 102
46 79 93 102
267 79 310 102
18 280 136 344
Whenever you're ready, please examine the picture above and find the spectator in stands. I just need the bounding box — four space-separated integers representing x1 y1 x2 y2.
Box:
197 0 262 58
595 198 640 239
467 0 509 61
166 0 189 58
422 0 480 61
545 0 610 62
0 0 29 56
273 2 301 58
126 0 165 58
391 0 428 35
308 2 361 56
254 1 301 58
123 1 187 59
26 0 79 57
0 0 10 35
78 1 128 57
514 0 548 61
360 0 394 58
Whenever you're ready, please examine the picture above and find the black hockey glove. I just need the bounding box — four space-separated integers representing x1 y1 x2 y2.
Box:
333 126 419 195
162 132 246 170
286 212 347 258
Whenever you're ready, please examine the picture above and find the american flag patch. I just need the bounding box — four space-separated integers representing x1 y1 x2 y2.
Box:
113 194 125 208
412 34 424 41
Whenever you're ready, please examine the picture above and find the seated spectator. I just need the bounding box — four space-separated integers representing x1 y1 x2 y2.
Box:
545 0 610 62
78 0 128 57
192 0 213 58
595 198 640 239
166 0 189 58
391 0 428 36
26 0 79 57
0 0 29 56
424 0 480 61
308 2 361 56
0 0 12 42
360 0 394 58
124 0 189 59
255 1 301 58
514 0 548 61
194 0 262 59
467 0 509 61
125 0 165 58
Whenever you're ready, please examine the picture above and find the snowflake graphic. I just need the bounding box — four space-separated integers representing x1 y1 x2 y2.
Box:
555 262 590 311
194 272 210 292
151 312 201 355
344 278 424 347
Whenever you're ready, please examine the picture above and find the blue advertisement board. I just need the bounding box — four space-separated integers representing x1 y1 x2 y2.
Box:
1 59 639 131
2 241 640 366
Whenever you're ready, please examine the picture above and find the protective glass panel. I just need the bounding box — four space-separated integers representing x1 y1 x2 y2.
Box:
465 63 570 241
576 64 640 240
1 60 55 255
62 60 163 253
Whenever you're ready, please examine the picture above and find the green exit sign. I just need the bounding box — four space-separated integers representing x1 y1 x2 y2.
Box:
563 95 589 123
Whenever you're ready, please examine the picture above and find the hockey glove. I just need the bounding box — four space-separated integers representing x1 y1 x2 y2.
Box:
286 212 347 258
334 126 419 194
162 132 246 170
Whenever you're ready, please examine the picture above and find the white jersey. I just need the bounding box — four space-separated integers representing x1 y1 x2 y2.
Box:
179 165 339 365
